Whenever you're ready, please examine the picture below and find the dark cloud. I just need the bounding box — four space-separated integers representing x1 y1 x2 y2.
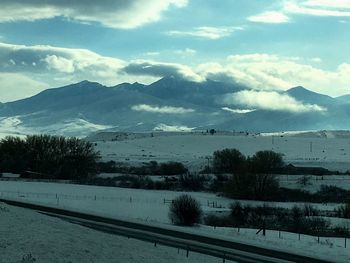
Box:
0 0 187 28
123 61 202 81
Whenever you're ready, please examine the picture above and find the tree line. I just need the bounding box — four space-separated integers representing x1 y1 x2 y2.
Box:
0 135 100 179
212 149 284 200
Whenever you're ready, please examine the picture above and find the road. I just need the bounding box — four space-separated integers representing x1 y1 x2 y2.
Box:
0 198 334 263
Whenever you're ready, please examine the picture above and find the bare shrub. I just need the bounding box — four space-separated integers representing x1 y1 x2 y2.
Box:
169 195 202 226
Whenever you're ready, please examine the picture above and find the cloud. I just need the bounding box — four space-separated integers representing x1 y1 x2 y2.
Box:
131 104 195 114
225 90 326 113
153 123 194 131
284 0 350 17
166 26 243 39
144 52 161 56
221 107 255 114
0 0 187 29
0 42 125 74
248 1 350 25
122 60 204 82
198 54 350 97
0 73 48 102
302 0 350 9
174 48 197 56
248 11 290 23
2 41 350 102
0 41 128 101
44 55 75 73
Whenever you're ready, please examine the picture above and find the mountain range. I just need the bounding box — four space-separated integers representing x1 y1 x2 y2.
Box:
1 76 350 137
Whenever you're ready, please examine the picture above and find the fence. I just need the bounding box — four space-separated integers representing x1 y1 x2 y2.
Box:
0 190 134 203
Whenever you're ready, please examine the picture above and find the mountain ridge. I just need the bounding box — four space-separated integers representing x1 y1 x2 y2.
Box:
0 76 349 136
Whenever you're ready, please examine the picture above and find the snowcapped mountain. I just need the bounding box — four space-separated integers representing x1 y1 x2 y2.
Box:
0 76 349 137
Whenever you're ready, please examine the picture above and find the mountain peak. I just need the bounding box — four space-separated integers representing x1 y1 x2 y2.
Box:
287 86 309 93
287 86 334 105
75 80 103 87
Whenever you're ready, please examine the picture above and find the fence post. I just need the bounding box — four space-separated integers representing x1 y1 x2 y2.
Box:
279 231 281 239
298 233 301 241
186 246 189 257
318 236 320 244
345 237 347 248
222 253 226 263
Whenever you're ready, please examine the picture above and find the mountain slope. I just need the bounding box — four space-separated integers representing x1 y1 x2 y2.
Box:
287 86 336 106
0 77 350 136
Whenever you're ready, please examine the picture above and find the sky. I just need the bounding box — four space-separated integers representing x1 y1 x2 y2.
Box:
0 0 350 102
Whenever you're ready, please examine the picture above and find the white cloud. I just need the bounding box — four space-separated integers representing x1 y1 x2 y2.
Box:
174 48 197 56
2 41 350 102
44 55 75 73
303 0 350 9
144 52 161 56
225 90 326 113
131 104 195 114
166 26 243 40
248 11 290 23
0 0 187 29
309 57 322 63
0 73 48 102
0 42 125 84
221 107 255 114
284 0 350 17
123 60 204 82
153 123 194 132
0 41 128 101
198 54 350 97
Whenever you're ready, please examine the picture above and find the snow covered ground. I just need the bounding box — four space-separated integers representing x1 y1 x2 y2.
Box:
0 202 221 263
1 181 350 262
279 174 350 192
3 130 350 262
90 131 350 172
0 116 111 139
0 181 342 225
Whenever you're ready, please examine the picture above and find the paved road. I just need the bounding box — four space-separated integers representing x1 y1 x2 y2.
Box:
0 198 334 263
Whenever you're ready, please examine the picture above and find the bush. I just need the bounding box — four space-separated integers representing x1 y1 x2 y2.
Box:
248 150 284 174
179 173 206 191
159 162 187 175
169 195 202 225
203 214 232 227
224 173 279 200
224 173 255 199
303 204 318 217
230 201 246 227
98 161 188 176
209 174 229 192
0 135 100 179
336 201 350 218
213 148 246 174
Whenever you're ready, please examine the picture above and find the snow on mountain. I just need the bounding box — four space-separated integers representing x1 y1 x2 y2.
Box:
0 77 350 137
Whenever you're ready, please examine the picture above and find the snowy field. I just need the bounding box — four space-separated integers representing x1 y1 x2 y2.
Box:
0 203 221 263
1 181 350 262
0 181 342 224
89 131 350 172
3 130 350 262
279 174 350 192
